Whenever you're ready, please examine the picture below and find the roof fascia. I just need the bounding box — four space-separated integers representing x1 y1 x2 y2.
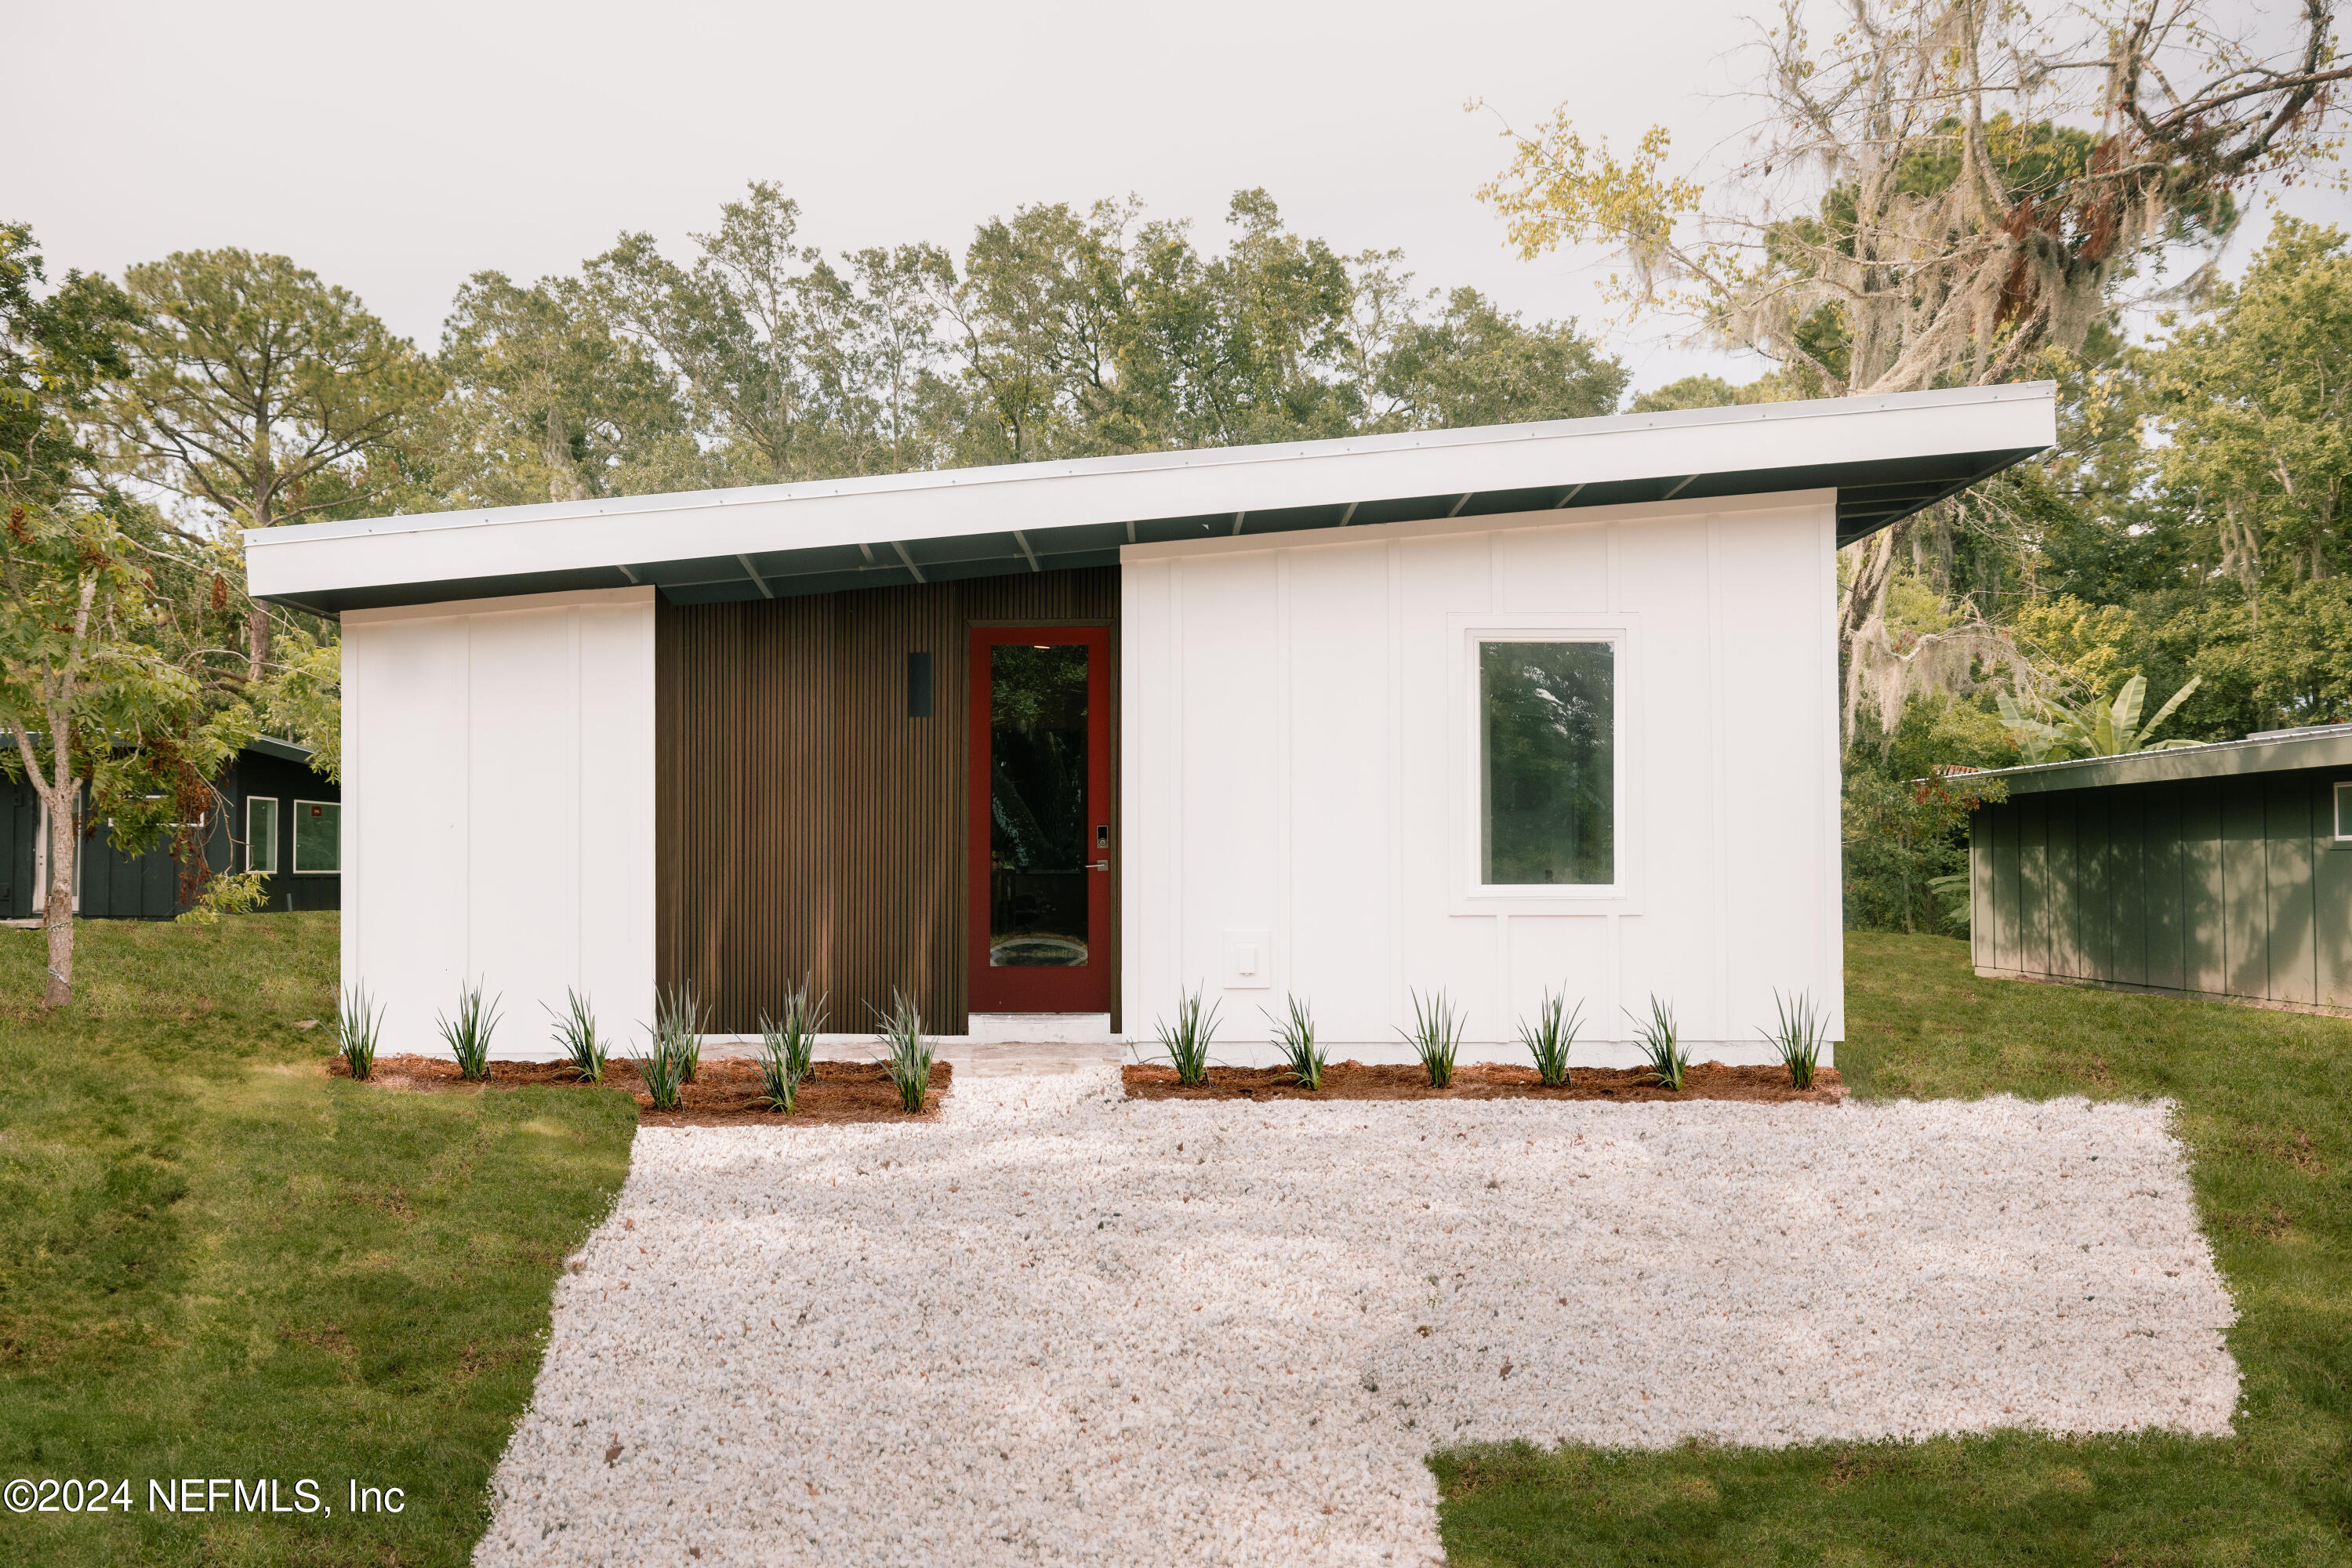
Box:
1975 733 2352 793
245 383 2055 606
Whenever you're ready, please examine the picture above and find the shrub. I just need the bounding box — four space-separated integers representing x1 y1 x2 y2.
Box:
1765 988 1827 1089
1262 993 1324 1091
1153 982 1221 1086
175 869 269 926
437 978 501 1081
654 982 705 1083
1842 763 2002 935
873 989 934 1112
334 982 384 1082
1399 987 1463 1088
1518 988 1583 1087
1628 994 1686 1091
545 987 606 1083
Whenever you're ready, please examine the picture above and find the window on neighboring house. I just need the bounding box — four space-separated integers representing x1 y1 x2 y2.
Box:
2336 780 2352 841
247 797 280 874
1478 638 1616 887
293 800 340 873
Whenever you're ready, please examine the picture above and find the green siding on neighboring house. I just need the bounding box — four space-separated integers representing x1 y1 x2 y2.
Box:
1972 767 2352 1012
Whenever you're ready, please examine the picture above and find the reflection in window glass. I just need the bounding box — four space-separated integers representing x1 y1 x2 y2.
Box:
293 800 340 873
989 644 1089 966
1479 641 1613 886
247 797 279 874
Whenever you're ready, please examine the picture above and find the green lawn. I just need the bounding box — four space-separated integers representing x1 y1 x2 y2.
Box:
1432 931 2352 1566
0 916 637 1566
5 922 2346 1564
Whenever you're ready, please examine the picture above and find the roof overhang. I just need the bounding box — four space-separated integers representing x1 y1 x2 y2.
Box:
245 382 2057 615
245 735 318 766
1969 729 2352 795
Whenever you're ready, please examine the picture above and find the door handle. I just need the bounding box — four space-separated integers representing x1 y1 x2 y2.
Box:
1087 860 1111 871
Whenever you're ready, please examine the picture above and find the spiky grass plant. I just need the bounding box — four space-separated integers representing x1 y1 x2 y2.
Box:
634 1025 689 1111
1263 993 1325 1091
873 989 935 1112
653 982 704 1083
437 978 502 1081
1518 988 1583 1087
1154 982 1221 1085
1628 994 1688 1091
1765 988 1827 1089
755 985 825 1114
769 979 825 1081
334 982 385 1082
544 988 606 1083
1400 987 1464 1088
753 1029 804 1113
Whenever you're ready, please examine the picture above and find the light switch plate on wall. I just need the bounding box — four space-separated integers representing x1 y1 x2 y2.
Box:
1222 927 1272 989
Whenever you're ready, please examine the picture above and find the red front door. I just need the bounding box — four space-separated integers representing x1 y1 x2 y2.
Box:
967 626 1112 1013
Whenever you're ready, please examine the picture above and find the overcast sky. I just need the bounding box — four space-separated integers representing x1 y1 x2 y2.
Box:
16 0 2350 399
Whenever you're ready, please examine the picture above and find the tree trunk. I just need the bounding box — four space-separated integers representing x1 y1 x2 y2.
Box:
249 600 270 686
41 779 75 1008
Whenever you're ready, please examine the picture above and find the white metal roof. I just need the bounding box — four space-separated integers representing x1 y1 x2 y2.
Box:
245 382 2056 614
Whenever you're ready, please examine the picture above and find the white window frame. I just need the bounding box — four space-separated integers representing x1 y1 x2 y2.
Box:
292 798 341 875
1447 610 1643 916
246 795 280 875
2336 780 2352 842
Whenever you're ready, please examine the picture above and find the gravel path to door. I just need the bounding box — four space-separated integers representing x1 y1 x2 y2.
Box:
476 1067 2237 1567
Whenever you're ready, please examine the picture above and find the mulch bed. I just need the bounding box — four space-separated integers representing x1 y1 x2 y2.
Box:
329 1054 951 1125
1121 1059 1842 1104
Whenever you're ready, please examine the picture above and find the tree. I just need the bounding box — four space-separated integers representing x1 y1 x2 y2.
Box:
586 184 956 485
1479 0 2352 737
1 222 135 510
1373 286 1627 429
2147 217 2352 593
0 499 228 1004
108 250 442 683
438 270 689 506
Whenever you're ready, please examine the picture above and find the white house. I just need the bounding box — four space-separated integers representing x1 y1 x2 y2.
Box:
244 383 2055 1066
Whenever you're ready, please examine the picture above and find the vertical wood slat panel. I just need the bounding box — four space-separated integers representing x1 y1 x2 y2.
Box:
2052 793 2077 979
2181 779 2225 995
2146 782 2186 993
656 568 1119 1036
2020 793 2049 976
1993 799 2021 970
2266 771 2318 1005
2317 775 2352 1008
2222 776 2269 1001
1969 801 1994 971
2111 786 2147 988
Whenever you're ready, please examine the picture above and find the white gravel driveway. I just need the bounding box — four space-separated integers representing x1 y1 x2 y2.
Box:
476 1067 2238 1567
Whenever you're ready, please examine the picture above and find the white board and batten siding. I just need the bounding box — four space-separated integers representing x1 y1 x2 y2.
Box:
1118 490 1843 1067
340 586 657 1059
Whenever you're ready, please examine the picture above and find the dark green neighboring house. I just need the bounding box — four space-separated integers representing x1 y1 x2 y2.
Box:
0 736 341 921
1966 724 2352 1014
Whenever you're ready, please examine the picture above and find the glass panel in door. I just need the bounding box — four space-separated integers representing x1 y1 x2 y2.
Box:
988 642 1090 967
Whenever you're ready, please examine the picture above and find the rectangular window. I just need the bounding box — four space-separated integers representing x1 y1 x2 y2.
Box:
247 797 279 874
1478 639 1614 887
293 800 340 873
2337 781 2352 841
